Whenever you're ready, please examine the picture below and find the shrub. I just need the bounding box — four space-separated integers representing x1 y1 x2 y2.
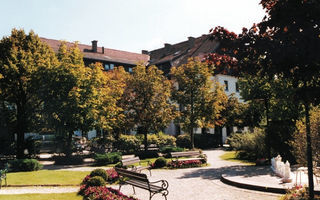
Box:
160 146 184 154
90 168 108 181
228 128 267 161
86 176 106 187
116 135 141 154
153 157 167 168
176 134 191 148
157 132 176 147
88 136 115 153
53 155 84 165
135 151 159 159
93 152 122 166
9 159 42 172
290 106 320 166
194 134 220 149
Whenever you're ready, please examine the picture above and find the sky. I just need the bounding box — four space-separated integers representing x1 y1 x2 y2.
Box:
0 0 266 53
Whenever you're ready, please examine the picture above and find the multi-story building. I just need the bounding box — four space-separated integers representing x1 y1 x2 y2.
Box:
41 38 149 139
146 34 242 143
41 38 149 73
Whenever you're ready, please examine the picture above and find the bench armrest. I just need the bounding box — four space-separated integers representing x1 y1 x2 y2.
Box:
149 180 169 190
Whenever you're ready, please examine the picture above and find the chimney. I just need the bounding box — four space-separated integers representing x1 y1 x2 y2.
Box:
102 46 105 54
92 40 98 53
141 50 149 55
188 37 195 48
164 43 172 53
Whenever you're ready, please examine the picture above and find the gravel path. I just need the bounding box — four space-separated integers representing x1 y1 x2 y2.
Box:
0 149 280 200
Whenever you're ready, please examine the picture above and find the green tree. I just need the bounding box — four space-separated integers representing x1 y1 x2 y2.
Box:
41 42 98 156
122 64 176 151
210 1 320 197
170 58 226 148
0 29 59 158
95 66 129 138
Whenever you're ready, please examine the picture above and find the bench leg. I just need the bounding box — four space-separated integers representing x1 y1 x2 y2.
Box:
132 186 136 194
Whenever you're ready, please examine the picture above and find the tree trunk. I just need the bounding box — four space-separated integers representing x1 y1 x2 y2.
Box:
264 99 271 161
66 130 73 157
16 104 26 159
190 126 194 149
143 127 148 152
305 102 314 200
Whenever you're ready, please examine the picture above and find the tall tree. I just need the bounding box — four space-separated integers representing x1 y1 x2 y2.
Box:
210 0 320 197
0 29 59 158
42 42 98 156
95 66 129 138
122 64 176 151
170 58 226 148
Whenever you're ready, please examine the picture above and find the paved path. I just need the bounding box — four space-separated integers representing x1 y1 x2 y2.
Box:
0 149 280 200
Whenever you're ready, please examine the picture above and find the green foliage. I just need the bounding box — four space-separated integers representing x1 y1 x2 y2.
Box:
93 152 122 166
0 29 59 158
171 58 227 148
89 136 115 153
86 176 106 187
290 106 320 166
122 64 177 151
176 134 191 149
228 128 267 161
9 159 42 172
135 151 159 159
90 169 108 181
194 134 220 149
116 135 141 154
153 157 167 168
53 155 84 165
141 132 176 148
160 146 184 154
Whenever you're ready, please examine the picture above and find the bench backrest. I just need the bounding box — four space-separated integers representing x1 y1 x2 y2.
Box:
115 167 148 183
121 157 140 166
171 151 200 158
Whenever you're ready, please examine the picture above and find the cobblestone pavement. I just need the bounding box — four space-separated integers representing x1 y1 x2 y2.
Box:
0 149 280 200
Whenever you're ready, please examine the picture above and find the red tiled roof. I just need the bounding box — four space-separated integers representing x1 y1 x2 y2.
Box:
149 34 219 67
40 38 149 65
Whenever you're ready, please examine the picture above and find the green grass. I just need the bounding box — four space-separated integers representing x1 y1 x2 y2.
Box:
0 193 81 200
219 151 255 165
7 170 89 186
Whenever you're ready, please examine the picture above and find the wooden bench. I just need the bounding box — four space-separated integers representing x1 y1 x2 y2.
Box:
121 156 152 176
115 167 169 200
170 151 207 163
0 168 8 189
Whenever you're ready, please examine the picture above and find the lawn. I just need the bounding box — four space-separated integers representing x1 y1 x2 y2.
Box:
0 193 82 200
7 170 89 186
219 151 255 165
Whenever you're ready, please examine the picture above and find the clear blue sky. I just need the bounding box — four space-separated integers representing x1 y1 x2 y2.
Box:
1 0 265 53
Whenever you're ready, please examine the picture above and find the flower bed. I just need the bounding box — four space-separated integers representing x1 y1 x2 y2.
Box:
79 168 139 200
280 185 320 200
79 185 139 200
167 160 203 169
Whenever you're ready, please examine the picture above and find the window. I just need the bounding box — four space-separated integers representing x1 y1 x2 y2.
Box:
236 82 239 92
105 63 114 71
224 80 229 91
128 67 133 73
